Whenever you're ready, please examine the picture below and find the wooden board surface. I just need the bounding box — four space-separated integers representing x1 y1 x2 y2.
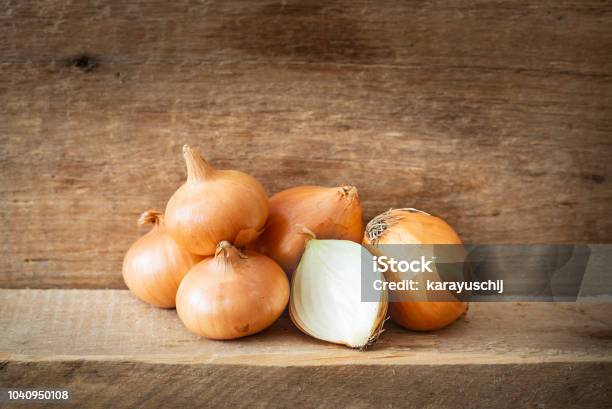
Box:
1 289 612 408
1 0 612 289
2 289 612 364
3 362 611 409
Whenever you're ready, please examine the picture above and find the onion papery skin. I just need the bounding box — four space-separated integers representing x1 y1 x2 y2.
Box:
165 145 269 256
252 185 364 276
363 208 468 331
390 299 467 332
122 210 202 308
176 242 289 340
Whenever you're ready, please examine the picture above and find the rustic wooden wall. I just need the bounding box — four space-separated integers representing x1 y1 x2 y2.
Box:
1 0 611 288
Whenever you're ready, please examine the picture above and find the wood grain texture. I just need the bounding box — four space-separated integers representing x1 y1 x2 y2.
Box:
2 290 612 364
1 0 611 288
1 290 612 408
3 362 611 409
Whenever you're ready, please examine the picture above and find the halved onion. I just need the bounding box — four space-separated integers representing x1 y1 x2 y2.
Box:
289 239 388 349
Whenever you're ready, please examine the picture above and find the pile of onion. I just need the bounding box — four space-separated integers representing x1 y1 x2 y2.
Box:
176 241 289 340
122 210 202 308
363 208 468 331
122 144 471 344
252 185 364 275
165 145 269 256
123 146 289 340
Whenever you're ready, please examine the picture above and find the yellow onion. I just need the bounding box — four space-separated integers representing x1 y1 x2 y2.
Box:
122 210 202 308
252 185 363 275
363 208 468 331
176 241 289 340
165 145 269 255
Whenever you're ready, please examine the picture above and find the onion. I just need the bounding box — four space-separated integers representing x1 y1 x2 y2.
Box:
122 210 202 308
165 145 269 256
252 185 364 275
176 241 289 340
289 239 388 349
363 208 468 331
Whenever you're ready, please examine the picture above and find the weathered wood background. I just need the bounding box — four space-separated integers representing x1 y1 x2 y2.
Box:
1 0 611 288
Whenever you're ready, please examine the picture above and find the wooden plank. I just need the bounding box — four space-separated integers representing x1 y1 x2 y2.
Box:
2 1 612 73
1 289 611 408
2 361 611 409
1 0 612 288
1 289 611 363
1 61 611 288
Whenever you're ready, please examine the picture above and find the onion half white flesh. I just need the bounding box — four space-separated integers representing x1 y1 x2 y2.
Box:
289 240 388 349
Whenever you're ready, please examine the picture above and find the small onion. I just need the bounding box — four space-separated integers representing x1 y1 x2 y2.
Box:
122 210 202 308
176 241 289 340
252 185 364 275
165 145 269 256
290 239 388 349
363 208 468 331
